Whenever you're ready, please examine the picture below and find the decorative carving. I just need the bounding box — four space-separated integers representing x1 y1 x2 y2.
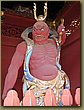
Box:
1 6 35 38
66 18 80 37
2 6 33 18
1 23 25 38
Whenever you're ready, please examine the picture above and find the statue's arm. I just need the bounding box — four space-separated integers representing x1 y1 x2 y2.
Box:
2 41 26 100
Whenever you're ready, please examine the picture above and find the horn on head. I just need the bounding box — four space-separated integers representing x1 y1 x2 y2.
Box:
33 2 48 21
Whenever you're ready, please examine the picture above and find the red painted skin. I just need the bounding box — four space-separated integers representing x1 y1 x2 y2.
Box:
30 41 58 81
2 21 67 106
30 21 58 81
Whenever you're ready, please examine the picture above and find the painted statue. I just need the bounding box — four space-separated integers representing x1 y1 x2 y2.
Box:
57 18 66 46
2 2 74 106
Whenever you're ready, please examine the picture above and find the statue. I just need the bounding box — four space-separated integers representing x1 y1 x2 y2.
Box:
2 2 74 106
57 18 66 46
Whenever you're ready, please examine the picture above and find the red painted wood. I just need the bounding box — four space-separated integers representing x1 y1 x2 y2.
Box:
1 13 35 105
3 13 35 28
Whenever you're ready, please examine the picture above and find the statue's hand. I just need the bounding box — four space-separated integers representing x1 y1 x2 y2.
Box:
61 89 73 106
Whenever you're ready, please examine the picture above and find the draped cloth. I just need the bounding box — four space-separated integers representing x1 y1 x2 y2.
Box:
23 70 70 106
22 44 70 106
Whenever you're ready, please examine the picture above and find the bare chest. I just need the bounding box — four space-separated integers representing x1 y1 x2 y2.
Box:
31 43 57 60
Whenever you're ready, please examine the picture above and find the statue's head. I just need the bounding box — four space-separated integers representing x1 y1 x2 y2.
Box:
32 2 49 44
32 21 49 44
60 18 64 25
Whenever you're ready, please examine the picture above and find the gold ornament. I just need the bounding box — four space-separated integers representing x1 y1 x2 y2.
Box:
33 2 47 21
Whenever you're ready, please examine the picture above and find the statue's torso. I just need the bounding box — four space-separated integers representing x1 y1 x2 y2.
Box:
29 41 58 81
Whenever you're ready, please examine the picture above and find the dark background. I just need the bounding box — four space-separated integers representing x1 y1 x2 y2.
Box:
1 1 65 20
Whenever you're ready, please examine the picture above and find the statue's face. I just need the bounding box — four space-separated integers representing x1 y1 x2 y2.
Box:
32 21 49 43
